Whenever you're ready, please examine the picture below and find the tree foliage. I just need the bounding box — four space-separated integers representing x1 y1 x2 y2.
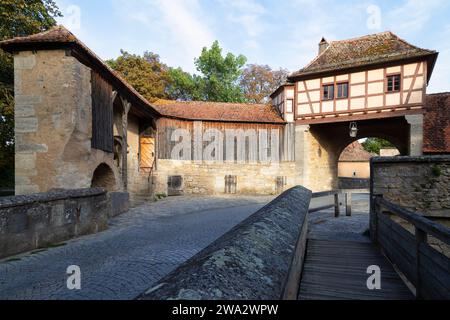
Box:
240 64 289 103
167 41 248 102
361 138 395 155
193 41 247 102
0 0 61 189
166 67 202 101
106 50 171 102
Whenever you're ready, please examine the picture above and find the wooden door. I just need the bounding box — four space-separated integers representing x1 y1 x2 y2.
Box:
140 137 155 172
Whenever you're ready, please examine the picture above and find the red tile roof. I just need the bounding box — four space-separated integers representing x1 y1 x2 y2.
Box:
153 99 285 124
339 141 376 162
424 92 450 154
289 31 438 81
0 26 160 119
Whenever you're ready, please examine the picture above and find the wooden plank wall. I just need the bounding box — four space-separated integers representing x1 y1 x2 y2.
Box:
156 118 293 162
91 71 113 153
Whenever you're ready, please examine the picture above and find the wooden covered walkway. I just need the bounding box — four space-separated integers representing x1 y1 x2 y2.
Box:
298 238 414 300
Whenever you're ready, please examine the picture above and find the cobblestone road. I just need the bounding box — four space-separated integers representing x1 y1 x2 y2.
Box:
0 195 273 300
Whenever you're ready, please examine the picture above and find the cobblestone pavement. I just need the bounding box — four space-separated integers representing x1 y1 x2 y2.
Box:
0 195 273 300
308 193 371 242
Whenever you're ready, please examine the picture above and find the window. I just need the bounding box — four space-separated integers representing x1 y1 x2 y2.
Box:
337 82 348 99
322 84 334 100
286 99 293 113
387 74 401 92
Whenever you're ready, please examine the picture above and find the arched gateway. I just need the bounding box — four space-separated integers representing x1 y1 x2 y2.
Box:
1 27 448 198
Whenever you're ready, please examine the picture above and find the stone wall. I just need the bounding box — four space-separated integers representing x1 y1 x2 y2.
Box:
138 186 312 300
0 188 108 259
295 125 339 192
371 156 450 217
153 160 298 195
13 50 121 195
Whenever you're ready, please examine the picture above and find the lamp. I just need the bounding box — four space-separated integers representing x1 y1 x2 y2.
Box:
349 122 358 138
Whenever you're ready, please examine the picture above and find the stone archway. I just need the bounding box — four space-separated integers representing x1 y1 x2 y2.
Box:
297 116 410 191
91 163 117 192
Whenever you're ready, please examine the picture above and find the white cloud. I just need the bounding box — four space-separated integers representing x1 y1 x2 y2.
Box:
109 0 215 73
217 0 267 49
156 0 215 58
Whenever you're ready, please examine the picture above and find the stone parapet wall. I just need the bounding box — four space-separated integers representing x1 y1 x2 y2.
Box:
0 188 108 259
371 155 450 217
138 186 312 300
153 160 298 195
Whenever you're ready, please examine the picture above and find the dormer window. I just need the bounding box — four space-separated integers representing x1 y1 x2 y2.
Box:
387 74 401 92
322 84 334 100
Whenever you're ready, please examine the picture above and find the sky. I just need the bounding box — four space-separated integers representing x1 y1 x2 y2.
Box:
54 0 450 93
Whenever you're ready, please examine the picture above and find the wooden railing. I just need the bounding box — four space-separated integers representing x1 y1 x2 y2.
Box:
371 195 450 299
310 190 352 217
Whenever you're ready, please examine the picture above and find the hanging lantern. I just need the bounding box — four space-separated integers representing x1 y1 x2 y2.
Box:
349 122 358 138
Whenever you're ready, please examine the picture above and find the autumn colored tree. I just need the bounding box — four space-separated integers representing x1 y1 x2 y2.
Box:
240 64 289 103
106 50 171 102
0 0 62 189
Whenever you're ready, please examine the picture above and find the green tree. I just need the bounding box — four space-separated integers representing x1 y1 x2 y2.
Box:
168 41 247 102
194 41 247 102
106 50 171 102
0 0 62 190
239 64 289 103
166 67 202 101
362 138 395 155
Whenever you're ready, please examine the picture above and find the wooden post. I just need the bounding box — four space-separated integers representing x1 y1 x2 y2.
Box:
120 96 131 191
334 193 340 218
345 193 352 216
415 227 427 300
370 195 381 243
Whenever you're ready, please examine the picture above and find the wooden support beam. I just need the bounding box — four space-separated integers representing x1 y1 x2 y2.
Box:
120 96 131 191
345 193 352 216
334 193 340 218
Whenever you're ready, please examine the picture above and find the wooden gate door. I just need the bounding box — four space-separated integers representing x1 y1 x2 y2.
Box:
140 137 155 172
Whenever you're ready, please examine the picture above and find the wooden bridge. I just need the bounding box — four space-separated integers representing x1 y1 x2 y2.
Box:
297 191 450 300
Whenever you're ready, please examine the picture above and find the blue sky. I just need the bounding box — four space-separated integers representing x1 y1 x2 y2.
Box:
55 0 450 93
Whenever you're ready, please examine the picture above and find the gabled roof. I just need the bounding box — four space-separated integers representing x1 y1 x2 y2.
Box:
0 26 160 120
339 141 376 162
153 99 285 124
289 31 438 82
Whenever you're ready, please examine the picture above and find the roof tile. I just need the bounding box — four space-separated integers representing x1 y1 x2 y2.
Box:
290 31 437 79
153 99 285 124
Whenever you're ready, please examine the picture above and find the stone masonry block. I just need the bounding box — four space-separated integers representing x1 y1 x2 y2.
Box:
15 95 42 107
14 54 36 70
16 143 48 153
15 117 38 133
15 153 36 171
15 105 35 117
